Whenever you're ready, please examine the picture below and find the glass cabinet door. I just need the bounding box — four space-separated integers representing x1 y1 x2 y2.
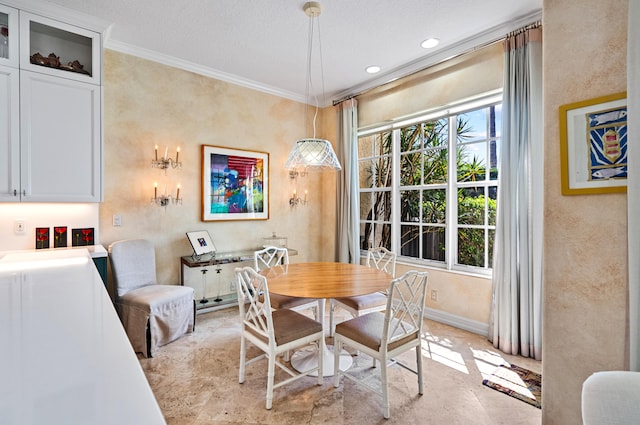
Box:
19 11 101 85
0 4 19 67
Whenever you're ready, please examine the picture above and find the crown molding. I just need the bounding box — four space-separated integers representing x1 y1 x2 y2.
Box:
104 39 308 105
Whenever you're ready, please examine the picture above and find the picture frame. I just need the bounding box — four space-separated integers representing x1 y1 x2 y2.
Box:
559 92 627 195
201 145 269 221
186 230 216 256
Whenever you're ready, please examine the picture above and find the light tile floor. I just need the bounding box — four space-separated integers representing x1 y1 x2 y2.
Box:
139 307 541 425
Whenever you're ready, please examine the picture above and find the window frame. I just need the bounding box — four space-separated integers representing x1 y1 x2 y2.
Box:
357 91 502 276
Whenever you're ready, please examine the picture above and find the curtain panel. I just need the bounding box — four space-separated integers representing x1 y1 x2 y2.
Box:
335 98 360 264
489 26 543 360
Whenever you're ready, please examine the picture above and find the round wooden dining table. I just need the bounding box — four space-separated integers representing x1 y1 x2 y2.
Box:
258 262 392 377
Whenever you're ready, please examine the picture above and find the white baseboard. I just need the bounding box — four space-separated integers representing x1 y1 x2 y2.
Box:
424 307 489 337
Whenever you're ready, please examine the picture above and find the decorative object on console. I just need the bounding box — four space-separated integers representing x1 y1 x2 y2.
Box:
283 2 342 177
262 232 288 248
202 145 269 222
53 226 67 248
151 181 182 208
35 227 49 249
186 230 216 259
72 228 94 246
152 144 181 172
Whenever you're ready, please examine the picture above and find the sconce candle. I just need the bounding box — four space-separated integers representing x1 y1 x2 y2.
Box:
154 181 158 199
304 189 308 202
176 183 181 200
152 144 182 171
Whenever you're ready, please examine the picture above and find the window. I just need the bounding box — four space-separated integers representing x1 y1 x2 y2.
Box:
358 94 501 273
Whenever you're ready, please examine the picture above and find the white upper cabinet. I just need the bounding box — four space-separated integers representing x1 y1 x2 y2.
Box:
19 11 101 85
20 70 102 202
0 4 18 68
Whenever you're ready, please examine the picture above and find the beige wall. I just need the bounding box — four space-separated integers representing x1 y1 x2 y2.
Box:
100 50 337 294
358 43 503 127
542 0 628 424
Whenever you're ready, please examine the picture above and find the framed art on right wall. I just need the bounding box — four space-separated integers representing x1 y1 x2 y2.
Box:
559 92 627 195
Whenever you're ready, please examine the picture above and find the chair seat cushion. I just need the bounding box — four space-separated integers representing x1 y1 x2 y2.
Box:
335 312 417 352
269 293 316 310
120 284 194 313
335 292 387 310
247 309 322 346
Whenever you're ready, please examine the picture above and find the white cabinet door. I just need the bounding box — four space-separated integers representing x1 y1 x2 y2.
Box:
20 70 102 202
0 64 19 201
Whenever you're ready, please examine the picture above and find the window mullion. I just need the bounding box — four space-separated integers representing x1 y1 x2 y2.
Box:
446 115 458 270
391 129 401 255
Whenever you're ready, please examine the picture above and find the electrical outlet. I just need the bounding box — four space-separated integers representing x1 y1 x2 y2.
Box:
112 214 122 227
430 289 438 301
14 219 25 235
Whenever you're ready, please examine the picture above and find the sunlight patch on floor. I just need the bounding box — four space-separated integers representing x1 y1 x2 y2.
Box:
421 334 469 374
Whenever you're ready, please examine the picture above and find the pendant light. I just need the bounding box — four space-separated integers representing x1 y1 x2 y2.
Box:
284 2 342 174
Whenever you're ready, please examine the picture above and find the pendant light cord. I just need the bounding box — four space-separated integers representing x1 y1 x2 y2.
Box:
305 8 323 139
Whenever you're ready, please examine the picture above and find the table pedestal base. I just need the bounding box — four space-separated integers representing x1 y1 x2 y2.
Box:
291 344 352 377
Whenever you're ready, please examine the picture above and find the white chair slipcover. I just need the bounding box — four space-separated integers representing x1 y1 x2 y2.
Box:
109 239 195 357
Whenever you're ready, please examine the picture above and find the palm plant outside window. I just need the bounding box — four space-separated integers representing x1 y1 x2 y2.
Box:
358 97 501 273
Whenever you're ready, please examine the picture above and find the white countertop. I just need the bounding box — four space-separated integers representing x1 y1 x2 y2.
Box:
0 249 166 425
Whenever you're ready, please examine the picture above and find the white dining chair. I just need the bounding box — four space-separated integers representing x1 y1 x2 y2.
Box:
254 246 319 320
329 247 397 336
333 270 429 419
235 266 324 409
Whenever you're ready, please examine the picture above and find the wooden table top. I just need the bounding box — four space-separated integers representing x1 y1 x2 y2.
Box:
257 262 392 298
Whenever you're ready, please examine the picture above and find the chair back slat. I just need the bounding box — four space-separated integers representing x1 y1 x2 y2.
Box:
235 266 274 342
254 246 289 271
383 270 428 346
366 247 397 277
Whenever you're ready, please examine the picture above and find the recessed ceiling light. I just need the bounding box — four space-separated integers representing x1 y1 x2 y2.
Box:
421 38 440 49
365 65 381 74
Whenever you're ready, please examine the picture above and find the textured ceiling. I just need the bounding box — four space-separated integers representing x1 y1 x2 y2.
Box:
35 0 541 105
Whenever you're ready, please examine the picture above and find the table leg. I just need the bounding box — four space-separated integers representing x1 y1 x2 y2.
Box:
290 298 353 377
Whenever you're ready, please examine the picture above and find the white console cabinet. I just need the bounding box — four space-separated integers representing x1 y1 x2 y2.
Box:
0 4 103 202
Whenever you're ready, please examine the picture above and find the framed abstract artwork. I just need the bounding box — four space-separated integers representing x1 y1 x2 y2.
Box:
201 145 269 221
559 92 627 195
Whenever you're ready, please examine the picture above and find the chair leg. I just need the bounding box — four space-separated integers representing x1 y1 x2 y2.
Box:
239 335 246 384
329 300 335 336
416 344 424 395
381 354 390 419
266 353 275 410
333 338 341 388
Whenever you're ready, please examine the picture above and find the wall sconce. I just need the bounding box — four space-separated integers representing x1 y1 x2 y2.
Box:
289 168 308 179
289 189 307 207
152 182 182 208
152 145 182 172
